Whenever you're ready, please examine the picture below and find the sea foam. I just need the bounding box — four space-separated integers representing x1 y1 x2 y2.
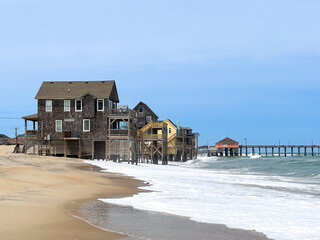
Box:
84 158 320 240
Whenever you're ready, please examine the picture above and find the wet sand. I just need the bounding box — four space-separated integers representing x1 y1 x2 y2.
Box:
76 201 273 240
0 145 144 240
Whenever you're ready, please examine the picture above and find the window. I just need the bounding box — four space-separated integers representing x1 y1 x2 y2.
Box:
75 99 82 111
169 128 172 134
46 100 52 112
139 107 143 113
108 99 113 109
97 99 104 111
55 120 62 132
64 100 70 112
83 119 90 132
146 116 151 123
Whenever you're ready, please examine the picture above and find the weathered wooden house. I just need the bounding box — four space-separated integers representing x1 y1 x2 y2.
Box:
21 81 199 164
22 80 140 162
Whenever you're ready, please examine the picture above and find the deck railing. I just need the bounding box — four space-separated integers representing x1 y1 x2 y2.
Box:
26 130 38 141
107 108 137 118
109 129 136 137
143 134 166 140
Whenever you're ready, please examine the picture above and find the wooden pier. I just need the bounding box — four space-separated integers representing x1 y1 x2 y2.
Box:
239 145 320 157
198 145 320 157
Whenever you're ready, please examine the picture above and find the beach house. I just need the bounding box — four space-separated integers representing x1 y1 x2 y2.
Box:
133 101 159 129
22 81 140 162
21 81 199 164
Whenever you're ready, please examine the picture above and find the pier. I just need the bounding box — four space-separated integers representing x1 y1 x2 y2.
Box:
239 145 320 157
198 145 320 157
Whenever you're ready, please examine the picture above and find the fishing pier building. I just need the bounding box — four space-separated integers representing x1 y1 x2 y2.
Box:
216 137 239 156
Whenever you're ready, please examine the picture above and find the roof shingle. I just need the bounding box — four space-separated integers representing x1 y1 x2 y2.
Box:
35 81 119 102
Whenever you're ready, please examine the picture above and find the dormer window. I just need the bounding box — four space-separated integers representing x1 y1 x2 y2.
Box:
75 99 82 112
97 99 104 111
46 100 52 112
139 107 143 113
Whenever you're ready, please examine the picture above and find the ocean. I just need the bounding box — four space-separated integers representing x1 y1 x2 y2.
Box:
84 155 320 240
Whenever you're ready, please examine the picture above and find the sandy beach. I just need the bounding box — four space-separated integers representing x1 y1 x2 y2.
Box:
0 145 143 240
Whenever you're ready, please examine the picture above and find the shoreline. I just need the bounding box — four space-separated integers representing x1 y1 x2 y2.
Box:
0 145 272 240
76 201 273 240
82 160 273 240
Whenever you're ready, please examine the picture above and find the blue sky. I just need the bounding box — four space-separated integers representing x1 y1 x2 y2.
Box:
1 0 320 145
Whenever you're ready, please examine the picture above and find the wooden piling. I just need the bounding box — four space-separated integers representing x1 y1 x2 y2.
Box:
265 147 268 156
284 147 287 157
304 147 307 156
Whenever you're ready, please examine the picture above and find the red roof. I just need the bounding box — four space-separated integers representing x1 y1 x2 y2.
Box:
216 137 239 145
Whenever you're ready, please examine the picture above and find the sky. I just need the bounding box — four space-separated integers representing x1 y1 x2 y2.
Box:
1 0 320 145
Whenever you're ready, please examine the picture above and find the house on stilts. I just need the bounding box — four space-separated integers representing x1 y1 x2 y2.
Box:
21 81 199 164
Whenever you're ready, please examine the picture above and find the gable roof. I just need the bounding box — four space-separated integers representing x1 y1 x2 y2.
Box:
35 81 119 102
133 101 158 118
216 137 238 145
165 119 177 128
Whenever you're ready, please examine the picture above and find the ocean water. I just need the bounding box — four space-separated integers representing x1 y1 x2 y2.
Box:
84 156 320 240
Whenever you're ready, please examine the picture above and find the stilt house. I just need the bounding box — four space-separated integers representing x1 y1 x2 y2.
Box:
23 81 138 162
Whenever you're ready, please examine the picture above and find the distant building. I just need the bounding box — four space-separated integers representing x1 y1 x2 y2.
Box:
0 134 17 145
215 137 239 156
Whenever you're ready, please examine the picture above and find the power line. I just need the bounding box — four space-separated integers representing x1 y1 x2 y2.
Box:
0 117 21 120
0 125 25 127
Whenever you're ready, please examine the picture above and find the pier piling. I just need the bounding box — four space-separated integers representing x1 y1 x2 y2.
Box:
304 147 307 156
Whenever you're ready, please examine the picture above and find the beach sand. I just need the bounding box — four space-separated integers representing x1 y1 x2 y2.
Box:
0 145 143 240
0 145 272 240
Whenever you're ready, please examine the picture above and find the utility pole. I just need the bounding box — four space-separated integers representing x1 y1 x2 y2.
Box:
14 127 19 144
